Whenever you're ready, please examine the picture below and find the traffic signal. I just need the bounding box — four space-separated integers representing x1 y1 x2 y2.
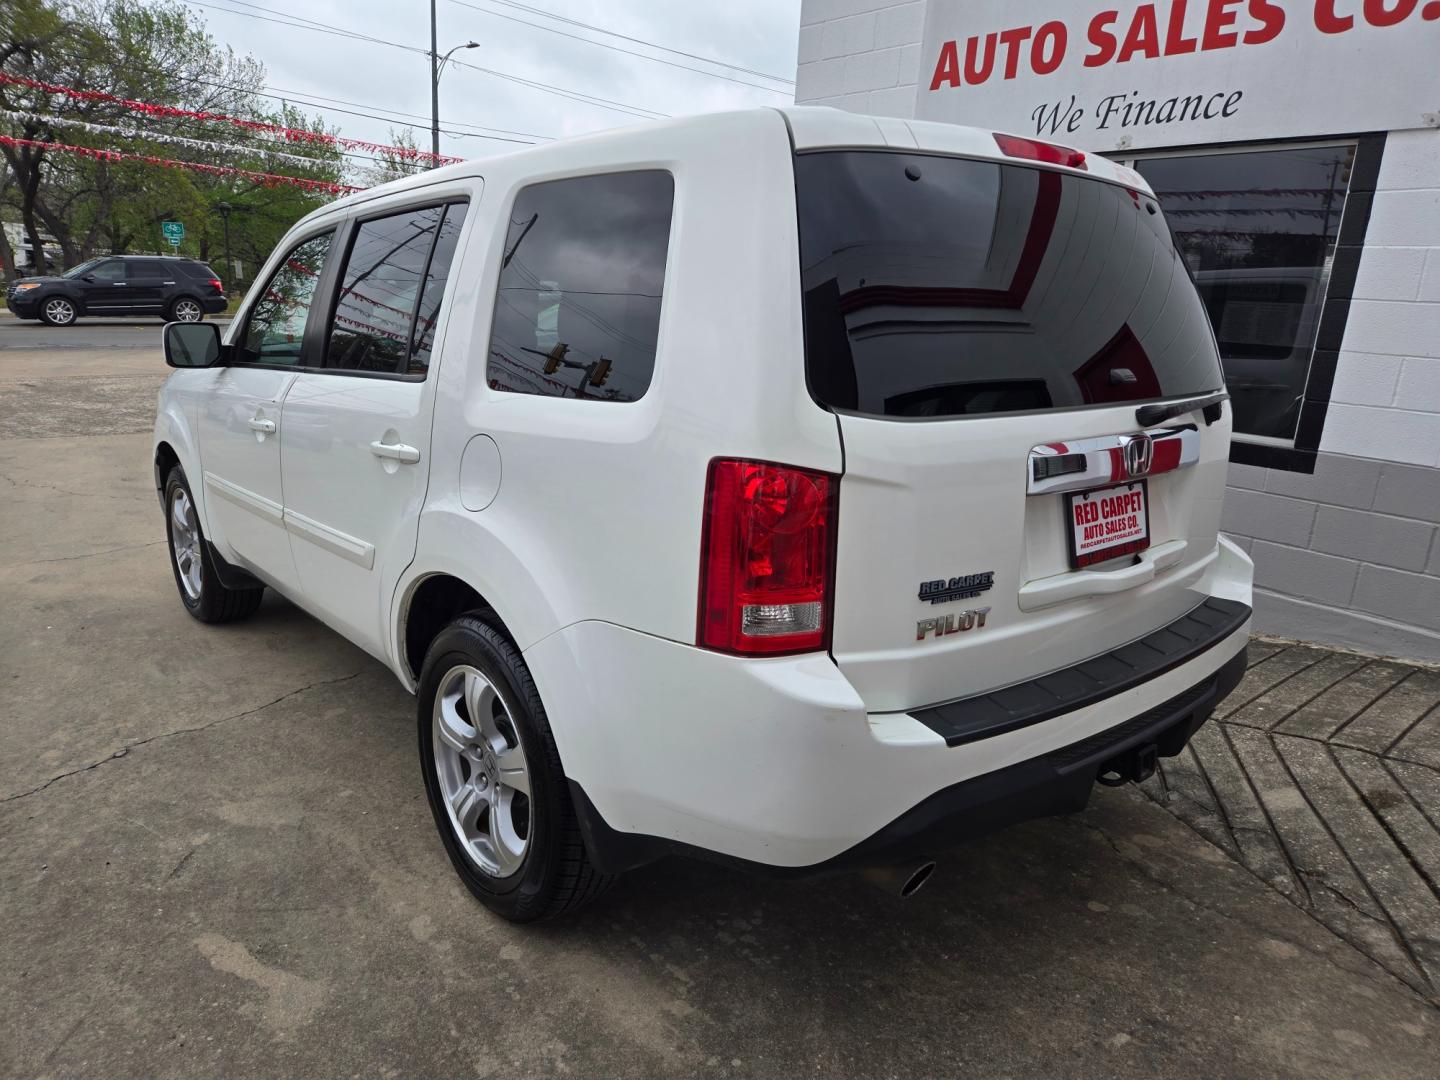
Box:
543 342 569 374
591 357 612 385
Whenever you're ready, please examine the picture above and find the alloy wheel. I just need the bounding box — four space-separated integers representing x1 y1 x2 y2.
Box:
44 298 75 325
432 664 533 878
169 486 203 601
174 299 203 322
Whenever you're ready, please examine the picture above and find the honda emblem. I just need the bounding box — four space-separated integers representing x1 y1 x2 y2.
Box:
1121 433 1153 478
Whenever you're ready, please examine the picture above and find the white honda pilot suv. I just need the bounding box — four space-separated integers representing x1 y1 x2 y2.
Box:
154 108 1252 921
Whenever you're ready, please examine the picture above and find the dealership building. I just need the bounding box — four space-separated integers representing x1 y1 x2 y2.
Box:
796 0 1440 660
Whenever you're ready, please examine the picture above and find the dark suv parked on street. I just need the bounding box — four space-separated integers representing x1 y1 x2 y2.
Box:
5 255 226 326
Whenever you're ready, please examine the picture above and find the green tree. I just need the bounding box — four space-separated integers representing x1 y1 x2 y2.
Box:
1 0 348 279
361 127 428 188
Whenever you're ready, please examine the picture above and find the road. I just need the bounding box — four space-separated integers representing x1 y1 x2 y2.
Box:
0 315 228 351
1 340 1437 1078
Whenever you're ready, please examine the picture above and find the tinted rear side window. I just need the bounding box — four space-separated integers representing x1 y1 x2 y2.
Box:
129 259 169 279
485 170 673 402
409 204 467 373
327 205 455 375
796 152 1222 419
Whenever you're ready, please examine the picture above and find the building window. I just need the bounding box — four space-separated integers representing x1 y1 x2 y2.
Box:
1125 136 1385 472
485 170 674 402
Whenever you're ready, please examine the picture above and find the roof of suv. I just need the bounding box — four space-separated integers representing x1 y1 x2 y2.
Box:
295 107 1152 233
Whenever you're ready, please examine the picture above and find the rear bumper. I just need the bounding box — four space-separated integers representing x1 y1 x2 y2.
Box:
571 646 1245 877
201 295 227 314
526 536 1254 874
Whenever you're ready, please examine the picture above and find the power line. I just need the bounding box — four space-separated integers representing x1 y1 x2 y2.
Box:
473 0 793 83
260 84 553 141
139 62 553 143
446 55 665 119
445 0 791 95
190 0 428 55
182 0 668 120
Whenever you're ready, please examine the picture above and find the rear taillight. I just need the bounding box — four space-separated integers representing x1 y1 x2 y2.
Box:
993 132 1087 171
207 278 224 293
697 458 838 656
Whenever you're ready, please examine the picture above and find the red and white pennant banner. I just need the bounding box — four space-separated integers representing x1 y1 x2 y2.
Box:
0 134 363 194
0 108 357 172
0 71 465 165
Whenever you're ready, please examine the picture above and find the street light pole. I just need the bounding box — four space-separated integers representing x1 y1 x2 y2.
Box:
430 0 440 161
216 202 232 283
429 2 479 168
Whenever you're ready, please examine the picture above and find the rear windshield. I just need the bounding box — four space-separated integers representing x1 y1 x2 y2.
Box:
796 151 1223 419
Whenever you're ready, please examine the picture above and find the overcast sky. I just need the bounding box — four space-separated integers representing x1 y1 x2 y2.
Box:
182 0 802 165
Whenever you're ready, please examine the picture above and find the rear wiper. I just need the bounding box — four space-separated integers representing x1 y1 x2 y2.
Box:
1136 391 1229 428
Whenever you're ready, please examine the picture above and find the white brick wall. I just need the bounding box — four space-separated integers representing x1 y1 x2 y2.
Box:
1321 132 1440 468
795 0 926 118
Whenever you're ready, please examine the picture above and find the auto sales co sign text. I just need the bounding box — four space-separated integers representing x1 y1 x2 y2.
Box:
915 1 1440 150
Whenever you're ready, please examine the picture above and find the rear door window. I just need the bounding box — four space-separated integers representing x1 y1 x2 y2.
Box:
325 203 467 376
408 204 467 373
796 151 1222 419
485 170 673 402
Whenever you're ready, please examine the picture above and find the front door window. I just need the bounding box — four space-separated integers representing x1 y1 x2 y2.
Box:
237 232 334 366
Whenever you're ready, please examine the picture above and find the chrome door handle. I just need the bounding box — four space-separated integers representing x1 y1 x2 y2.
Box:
247 417 276 434
369 440 420 464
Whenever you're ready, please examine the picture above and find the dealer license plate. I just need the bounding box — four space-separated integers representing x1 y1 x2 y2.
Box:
1066 480 1150 569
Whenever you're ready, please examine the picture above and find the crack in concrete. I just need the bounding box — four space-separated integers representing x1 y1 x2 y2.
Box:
0 671 365 805
1311 878 1391 927
0 470 152 503
167 848 196 880
9 539 165 568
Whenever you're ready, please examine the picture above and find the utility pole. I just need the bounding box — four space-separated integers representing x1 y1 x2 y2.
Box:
428 2 478 169
430 0 440 162
216 202 232 282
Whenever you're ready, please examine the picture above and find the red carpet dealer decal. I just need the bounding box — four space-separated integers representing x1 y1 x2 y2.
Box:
1069 483 1150 568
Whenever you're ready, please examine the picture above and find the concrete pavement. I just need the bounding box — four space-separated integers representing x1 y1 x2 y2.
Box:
2 344 1438 1078
1142 643 1440 996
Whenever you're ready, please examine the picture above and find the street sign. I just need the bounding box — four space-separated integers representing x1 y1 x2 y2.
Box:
161 220 185 244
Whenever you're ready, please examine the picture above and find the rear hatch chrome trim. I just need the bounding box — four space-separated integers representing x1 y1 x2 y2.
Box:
1027 425 1200 496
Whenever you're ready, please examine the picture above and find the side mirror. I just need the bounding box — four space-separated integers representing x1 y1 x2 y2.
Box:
82 274 95 282
164 321 223 368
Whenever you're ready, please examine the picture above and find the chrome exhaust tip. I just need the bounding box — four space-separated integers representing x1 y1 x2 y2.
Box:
861 859 937 899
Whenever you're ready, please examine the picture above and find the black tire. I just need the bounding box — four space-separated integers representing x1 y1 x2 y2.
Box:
38 296 77 326
167 296 205 323
162 466 265 623
418 614 614 922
